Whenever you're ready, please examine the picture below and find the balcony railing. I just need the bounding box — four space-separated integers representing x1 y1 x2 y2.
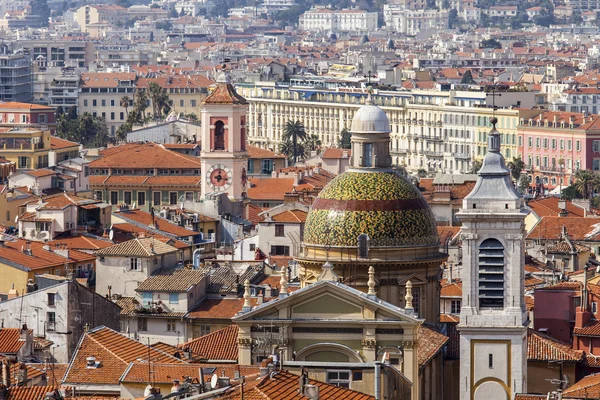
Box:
452 152 471 159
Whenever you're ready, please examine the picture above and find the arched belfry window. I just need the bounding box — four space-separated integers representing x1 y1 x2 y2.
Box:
214 120 225 150
478 238 504 308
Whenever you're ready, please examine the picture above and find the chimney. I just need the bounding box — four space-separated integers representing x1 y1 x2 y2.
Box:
449 264 453 283
342 150 349 158
283 191 299 204
293 173 300 186
256 288 263 305
7 284 18 299
558 200 568 217
16 363 27 387
264 284 272 298
1 360 10 387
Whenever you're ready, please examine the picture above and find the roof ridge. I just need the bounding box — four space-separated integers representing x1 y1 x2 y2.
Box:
86 328 130 364
180 324 237 347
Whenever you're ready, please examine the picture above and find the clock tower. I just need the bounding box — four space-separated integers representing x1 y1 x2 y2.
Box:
200 72 249 201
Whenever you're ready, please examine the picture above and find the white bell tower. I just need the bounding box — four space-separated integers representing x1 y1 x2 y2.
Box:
457 117 528 400
200 72 249 201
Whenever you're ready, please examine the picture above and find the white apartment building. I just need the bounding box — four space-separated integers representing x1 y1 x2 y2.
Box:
383 5 449 35
299 7 378 33
236 82 489 174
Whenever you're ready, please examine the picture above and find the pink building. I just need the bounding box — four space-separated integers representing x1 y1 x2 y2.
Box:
517 111 600 192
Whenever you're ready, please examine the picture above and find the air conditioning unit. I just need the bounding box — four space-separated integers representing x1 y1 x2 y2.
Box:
37 231 49 240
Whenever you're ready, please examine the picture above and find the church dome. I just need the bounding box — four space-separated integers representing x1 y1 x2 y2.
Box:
350 103 391 134
303 171 439 247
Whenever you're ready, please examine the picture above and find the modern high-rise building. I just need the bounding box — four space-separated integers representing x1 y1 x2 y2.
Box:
0 51 32 103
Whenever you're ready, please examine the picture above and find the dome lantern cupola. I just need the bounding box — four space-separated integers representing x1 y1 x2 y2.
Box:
349 90 392 169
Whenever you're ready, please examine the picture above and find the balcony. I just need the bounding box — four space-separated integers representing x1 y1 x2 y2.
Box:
424 150 443 157
452 152 471 160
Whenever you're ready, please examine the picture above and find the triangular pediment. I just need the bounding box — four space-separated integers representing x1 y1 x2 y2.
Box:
233 280 420 324
397 273 427 285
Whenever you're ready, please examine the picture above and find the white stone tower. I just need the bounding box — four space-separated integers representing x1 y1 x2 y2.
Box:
200 72 249 201
457 117 528 400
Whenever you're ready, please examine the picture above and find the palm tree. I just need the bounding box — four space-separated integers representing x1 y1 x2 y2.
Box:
147 82 170 120
339 128 351 149
304 134 322 153
507 156 526 183
279 140 305 163
574 170 596 199
283 120 307 164
120 95 131 116
133 90 148 122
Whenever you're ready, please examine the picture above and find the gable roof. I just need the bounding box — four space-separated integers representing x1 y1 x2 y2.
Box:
62 326 184 386
95 237 178 257
90 143 201 169
562 373 600 398
179 325 239 361
527 217 600 241
247 145 286 159
418 325 449 368
113 209 199 238
135 268 205 293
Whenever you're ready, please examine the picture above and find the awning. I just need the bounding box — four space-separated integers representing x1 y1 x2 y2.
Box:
302 91 315 99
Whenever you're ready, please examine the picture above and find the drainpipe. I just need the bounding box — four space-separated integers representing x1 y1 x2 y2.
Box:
374 361 381 400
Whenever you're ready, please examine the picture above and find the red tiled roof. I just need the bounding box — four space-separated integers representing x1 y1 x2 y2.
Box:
247 145 286 159
0 328 29 354
537 281 582 292
121 362 259 384
49 136 79 150
63 326 183 385
528 217 600 241
562 373 600 398
25 169 56 178
114 209 199 238
0 102 53 110
270 210 307 223
186 298 245 320
440 279 462 297
5 386 58 400
574 320 600 337
527 329 583 361
179 325 238 361
80 72 136 88
90 143 201 169
527 197 590 218
221 369 374 400
202 81 248 105
321 148 351 159
418 325 448 368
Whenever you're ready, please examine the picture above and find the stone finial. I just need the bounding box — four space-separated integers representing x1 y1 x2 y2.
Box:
317 260 339 282
367 266 376 298
242 279 251 311
404 280 414 314
279 267 289 298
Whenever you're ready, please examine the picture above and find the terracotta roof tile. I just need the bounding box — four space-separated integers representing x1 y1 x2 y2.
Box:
179 325 238 361
220 369 374 400
121 362 259 384
90 143 201 169
321 148 352 159
270 210 307 223
247 145 286 159
49 136 79 150
114 209 200 238
80 72 136 88
563 373 600 398
0 329 29 354
135 268 206 293
202 82 248 105
24 169 56 178
5 386 58 400
440 279 462 297
418 324 448 368
63 326 184 385
186 298 245 320
95 237 178 257
574 320 600 337
0 102 53 111
51 235 113 251
527 329 583 361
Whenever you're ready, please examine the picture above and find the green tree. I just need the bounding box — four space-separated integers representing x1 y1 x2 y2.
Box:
282 120 307 164
304 134 322 153
133 90 148 123
168 6 178 18
574 170 597 199
470 160 482 174
461 70 476 84
519 175 530 193
279 140 305 163
507 156 525 183
339 128 351 149
120 95 131 116
448 8 459 29
55 112 110 148
147 82 170 120
481 38 502 49
30 0 50 26
417 168 427 178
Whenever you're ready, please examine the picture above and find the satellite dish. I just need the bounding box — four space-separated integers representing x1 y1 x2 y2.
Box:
109 230 114 241
143 384 153 397
14 215 18 223
210 373 218 389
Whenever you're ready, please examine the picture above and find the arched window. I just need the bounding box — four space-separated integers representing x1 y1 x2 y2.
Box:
478 238 504 308
358 234 369 258
214 120 225 150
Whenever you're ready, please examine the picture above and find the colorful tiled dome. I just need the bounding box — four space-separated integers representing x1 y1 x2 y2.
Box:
304 171 439 247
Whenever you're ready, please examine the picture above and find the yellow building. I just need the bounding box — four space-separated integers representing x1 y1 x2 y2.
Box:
0 238 95 295
0 129 79 169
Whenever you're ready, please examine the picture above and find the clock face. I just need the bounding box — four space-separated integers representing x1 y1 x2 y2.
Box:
206 164 232 191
